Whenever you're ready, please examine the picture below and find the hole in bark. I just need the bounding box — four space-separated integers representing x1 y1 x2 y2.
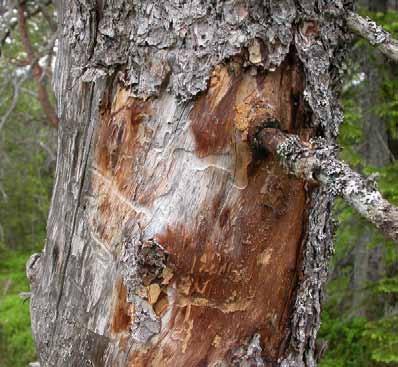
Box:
262 118 281 130
249 118 282 160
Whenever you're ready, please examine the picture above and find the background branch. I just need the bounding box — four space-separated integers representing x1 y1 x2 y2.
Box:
347 11 398 62
17 1 58 128
0 72 27 132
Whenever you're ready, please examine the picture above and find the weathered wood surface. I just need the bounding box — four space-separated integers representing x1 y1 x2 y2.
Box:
29 1 352 366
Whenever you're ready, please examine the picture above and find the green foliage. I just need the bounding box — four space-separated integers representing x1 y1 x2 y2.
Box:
338 94 363 165
373 276 398 294
319 316 369 367
0 4 55 250
363 317 398 364
0 114 54 249
375 162 398 205
0 247 36 367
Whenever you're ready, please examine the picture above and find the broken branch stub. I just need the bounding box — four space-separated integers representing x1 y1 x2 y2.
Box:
257 128 398 243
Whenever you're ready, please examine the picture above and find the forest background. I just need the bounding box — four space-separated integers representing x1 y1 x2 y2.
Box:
0 0 397 366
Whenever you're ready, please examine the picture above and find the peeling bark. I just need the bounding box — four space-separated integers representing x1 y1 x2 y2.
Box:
30 1 354 366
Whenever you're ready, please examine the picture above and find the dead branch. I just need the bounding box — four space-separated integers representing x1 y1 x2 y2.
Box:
346 12 398 62
256 128 398 243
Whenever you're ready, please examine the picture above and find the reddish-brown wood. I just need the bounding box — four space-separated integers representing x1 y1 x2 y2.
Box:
89 55 314 365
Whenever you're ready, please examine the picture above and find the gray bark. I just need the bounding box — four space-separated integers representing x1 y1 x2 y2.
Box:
29 1 352 366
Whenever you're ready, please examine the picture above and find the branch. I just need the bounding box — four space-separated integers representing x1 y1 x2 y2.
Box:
17 2 58 128
346 12 398 62
256 128 398 243
0 72 27 132
0 1 45 48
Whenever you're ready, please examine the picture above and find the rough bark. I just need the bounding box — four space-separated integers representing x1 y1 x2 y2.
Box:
257 129 398 243
29 1 351 366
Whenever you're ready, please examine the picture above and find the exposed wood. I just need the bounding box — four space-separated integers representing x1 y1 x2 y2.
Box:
29 1 353 366
256 128 398 243
90 59 310 365
346 11 398 62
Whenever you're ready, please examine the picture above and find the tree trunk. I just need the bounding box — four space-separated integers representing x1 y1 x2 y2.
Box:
351 12 386 318
29 1 351 366
369 0 389 11
351 0 390 317
357 0 389 11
